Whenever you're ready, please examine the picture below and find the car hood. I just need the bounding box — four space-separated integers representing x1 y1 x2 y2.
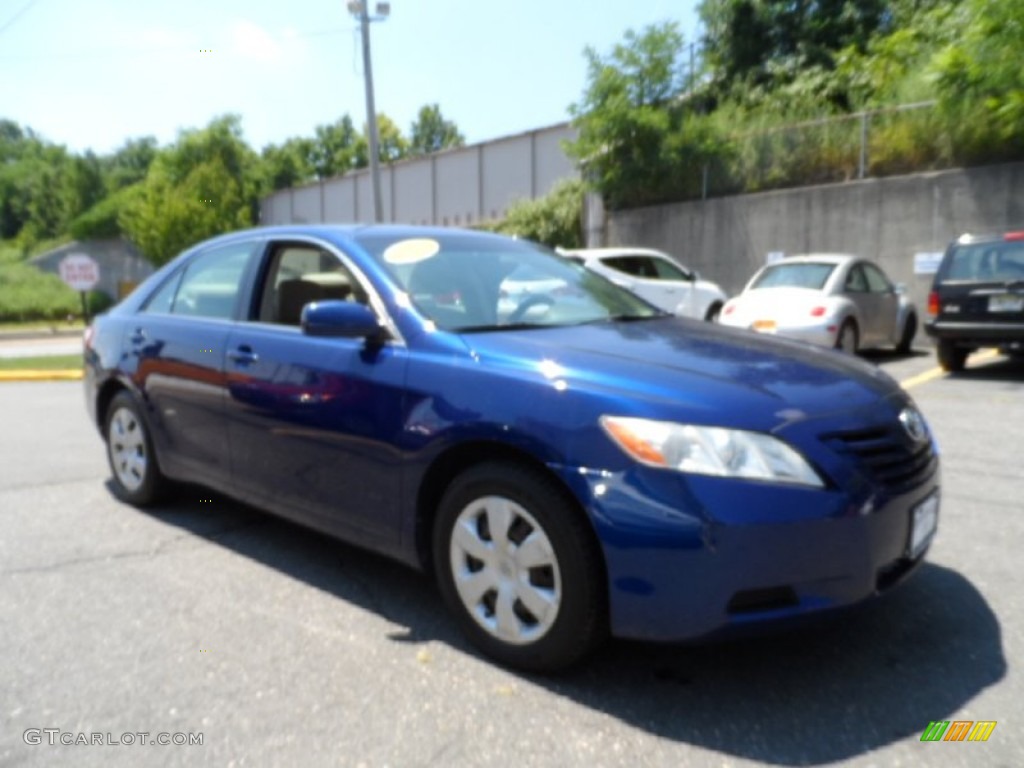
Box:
458 317 898 431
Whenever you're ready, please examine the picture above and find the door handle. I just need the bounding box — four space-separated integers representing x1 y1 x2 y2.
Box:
228 346 259 365
129 328 146 345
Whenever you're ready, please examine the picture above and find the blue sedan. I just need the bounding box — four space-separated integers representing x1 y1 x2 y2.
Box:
84 225 940 671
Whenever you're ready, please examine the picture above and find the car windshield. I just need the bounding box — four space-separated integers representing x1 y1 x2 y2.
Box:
356 232 660 331
944 242 1024 282
751 262 836 290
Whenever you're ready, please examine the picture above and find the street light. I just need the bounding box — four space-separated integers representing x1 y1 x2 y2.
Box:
347 1 390 223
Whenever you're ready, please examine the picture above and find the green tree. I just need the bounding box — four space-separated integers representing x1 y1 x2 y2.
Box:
102 137 158 193
409 104 465 155
310 115 359 178
932 0 1024 144
566 22 701 209
698 0 889 107
353 114 410 166
261 137 316 191
120 115 260 265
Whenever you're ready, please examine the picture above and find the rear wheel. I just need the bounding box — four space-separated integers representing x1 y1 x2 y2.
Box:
896 313 917 354
433 462 605 672
105 391 168 506
937 340 968 372
835 319 859 354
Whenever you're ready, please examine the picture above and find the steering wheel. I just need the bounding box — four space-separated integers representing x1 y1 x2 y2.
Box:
507 294 556 324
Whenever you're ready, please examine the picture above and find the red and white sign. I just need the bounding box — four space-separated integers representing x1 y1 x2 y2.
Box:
59 253 100 291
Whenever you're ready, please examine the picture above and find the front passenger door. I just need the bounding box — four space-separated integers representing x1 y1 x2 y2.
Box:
224 241 408 547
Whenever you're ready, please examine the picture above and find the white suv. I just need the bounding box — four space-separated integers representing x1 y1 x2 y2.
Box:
561 247 727 321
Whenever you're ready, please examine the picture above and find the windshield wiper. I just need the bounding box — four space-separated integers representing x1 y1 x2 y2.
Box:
458 322 549 333
597 313 665 323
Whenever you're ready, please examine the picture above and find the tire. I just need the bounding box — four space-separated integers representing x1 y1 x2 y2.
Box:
704 302 723 323
433 462 605 672
105 391 169 506
937 339 968 372
835 319 859 354
896 313 917 354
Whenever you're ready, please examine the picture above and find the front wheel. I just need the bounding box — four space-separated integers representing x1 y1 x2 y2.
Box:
433 462 605 672
105 391 169 506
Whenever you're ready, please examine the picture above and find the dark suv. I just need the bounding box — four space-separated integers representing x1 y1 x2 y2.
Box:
925 231 1024 371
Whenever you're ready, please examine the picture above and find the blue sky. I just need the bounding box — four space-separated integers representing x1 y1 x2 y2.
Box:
1 0 699 155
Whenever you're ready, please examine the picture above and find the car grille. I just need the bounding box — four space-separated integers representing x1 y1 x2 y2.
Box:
820 426 938 494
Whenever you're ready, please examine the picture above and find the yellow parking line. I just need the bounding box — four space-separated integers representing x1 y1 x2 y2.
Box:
0 369 83 382
900 349 1001 391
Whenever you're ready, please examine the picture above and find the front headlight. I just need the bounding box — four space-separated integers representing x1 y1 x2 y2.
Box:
600 416 824 488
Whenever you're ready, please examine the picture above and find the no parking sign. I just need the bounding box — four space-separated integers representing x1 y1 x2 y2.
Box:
58 253 100 321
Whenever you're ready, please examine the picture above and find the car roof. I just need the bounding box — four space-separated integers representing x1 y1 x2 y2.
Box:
186 223 525 252
953 230 1024 245
767 254 860 266
561 247 673 260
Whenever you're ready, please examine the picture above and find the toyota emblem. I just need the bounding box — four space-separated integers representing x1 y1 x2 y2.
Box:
899 407 928 443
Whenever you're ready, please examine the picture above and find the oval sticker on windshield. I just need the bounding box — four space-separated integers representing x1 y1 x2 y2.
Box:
383 238 440 265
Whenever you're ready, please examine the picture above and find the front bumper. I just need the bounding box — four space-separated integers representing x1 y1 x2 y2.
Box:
555 458 939 643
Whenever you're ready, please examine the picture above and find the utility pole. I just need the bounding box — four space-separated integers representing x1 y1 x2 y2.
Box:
348 2 390 223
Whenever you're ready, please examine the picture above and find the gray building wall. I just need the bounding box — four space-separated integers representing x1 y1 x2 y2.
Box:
30 238 155 299
606 162 1024 317
260 122 579 228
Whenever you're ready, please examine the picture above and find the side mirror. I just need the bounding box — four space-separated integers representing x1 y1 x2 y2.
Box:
894 282 907 295
301 300 388 341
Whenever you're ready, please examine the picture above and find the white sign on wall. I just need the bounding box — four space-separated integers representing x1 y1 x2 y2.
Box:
766 251 785 265
913 251 944 275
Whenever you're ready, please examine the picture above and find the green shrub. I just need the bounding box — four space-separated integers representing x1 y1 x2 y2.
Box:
0 261 80 321
490 179 585 249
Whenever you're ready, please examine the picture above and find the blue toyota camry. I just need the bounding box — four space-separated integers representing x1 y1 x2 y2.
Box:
84 225 940 671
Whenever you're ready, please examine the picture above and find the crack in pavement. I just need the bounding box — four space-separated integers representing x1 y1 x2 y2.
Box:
1 519 266 576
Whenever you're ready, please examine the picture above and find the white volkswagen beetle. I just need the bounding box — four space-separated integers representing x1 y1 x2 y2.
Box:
561 247 727 321
719 254 918 354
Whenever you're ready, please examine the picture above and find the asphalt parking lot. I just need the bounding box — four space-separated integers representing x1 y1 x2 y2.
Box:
1 348 1021 767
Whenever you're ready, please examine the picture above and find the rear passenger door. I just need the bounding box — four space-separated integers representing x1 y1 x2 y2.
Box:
130 239 262 485
224 240 408 547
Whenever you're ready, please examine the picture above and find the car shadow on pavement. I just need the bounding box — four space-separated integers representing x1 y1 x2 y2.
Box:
859 347 930 363
136 489 1005 766
947 354 1024 382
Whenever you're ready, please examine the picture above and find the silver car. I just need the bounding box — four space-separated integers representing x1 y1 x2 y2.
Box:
719 254 918 353
561 247 727 321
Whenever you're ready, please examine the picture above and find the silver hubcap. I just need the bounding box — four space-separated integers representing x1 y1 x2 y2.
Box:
109 407 147 492
449 496 561 645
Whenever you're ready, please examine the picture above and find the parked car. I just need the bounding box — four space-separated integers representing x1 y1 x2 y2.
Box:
85 226 939 672
560 247 727 321
925 230 1024 371
719 254 918 354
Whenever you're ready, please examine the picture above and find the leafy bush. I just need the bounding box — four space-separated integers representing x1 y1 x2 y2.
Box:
0 261 80 321
490 179 585 249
